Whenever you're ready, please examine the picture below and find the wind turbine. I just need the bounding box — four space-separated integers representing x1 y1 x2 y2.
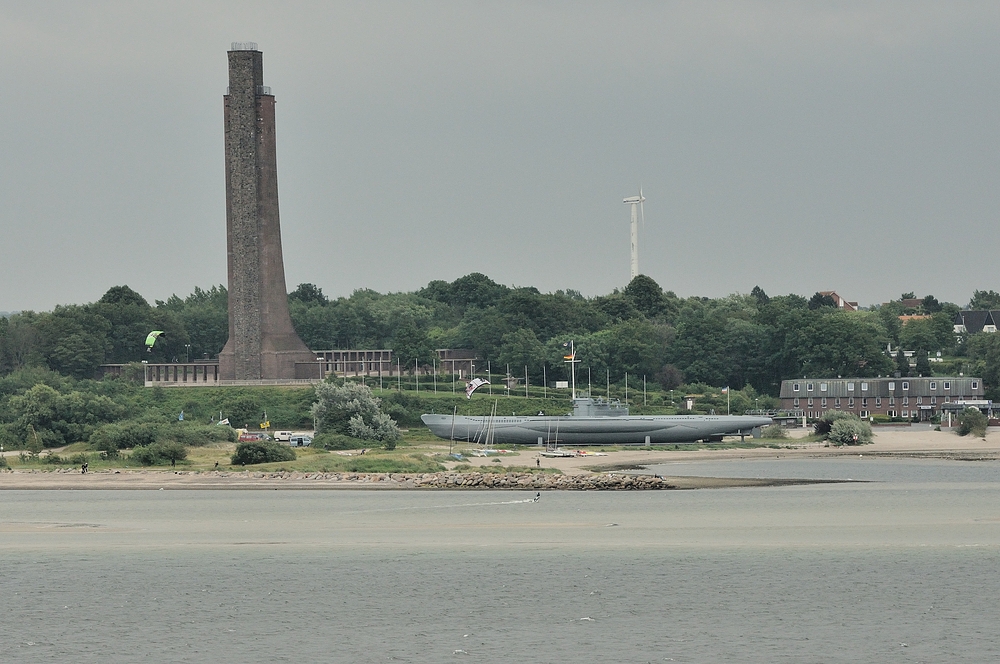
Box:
623 187 645 280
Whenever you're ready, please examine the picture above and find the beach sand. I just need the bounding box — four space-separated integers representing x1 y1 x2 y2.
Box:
1 426 996 490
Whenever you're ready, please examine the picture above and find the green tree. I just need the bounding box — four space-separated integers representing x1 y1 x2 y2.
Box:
894 350 910 377
497 328 546 378
0 312 42 374
392 323 435 367
970 290 1000 310
915 352 932 377
289 283 328 305
921 295 942 313
808 293 837 310
311 382 400 445
956 407 988 437
828 416 873 445
35 306 111 378
967 333 1000 392
623 275 667 319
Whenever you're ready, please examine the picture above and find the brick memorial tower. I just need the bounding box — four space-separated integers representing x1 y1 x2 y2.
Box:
218 43 315 380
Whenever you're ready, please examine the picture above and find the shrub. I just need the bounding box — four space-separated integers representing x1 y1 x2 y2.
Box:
231 441 296 465
41 453 66 464
90 422 159 454
957 407 988 437
828 418 873 446
760 424 788 440
130 445 160 465
312 432 365 450
814 410 857 436
161 424 236 447
130 442 188 466
0 456 7 469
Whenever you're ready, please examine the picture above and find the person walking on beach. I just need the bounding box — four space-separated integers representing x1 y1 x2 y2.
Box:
536 458 540 468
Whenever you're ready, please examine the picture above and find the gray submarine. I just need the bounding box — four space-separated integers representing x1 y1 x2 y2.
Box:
421 397 772 446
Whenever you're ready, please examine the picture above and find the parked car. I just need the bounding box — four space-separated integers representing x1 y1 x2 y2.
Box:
289 435 312 447
273 431 293 442
238 432 271 443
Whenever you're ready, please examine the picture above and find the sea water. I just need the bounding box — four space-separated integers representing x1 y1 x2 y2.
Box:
3 458 1000 663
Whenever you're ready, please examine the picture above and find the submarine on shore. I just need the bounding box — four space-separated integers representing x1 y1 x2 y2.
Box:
420 397 772 446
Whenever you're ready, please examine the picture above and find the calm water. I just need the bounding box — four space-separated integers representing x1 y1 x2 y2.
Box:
3 458 1000 663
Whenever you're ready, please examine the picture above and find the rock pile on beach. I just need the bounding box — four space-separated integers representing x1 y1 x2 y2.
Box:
213 470 675 490
2 469 677 490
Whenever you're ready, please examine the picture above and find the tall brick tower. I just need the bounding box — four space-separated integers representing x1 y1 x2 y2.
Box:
218 43 315 380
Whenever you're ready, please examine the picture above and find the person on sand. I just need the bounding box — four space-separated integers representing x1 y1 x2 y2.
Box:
536 458 540 468
214 461 219 470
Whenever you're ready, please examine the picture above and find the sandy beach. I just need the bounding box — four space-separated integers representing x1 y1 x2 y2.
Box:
1 425 997 490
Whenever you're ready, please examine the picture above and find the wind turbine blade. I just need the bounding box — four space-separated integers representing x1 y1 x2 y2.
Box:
639 188 645 228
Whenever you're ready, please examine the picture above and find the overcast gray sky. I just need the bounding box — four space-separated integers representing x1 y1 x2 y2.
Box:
2 1 998 311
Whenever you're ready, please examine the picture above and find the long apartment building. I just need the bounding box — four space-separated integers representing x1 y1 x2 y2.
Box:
778 376 984 421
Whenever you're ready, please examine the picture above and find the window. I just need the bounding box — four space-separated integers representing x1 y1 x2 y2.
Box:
888 381 895 390
917 397 923 405
931 396 936 405
902 410 909 417
888 410 896 418
876 398 881 407
972 381 979 390
903 397 909 405
808 398 814 407
889 397 895 405
793 383 800 392
930 382 937 390
848 397 855 407
807 383 814 392
902 382 909 390
820 383 828 392
862 398 868 407
860 410 869 418
847 382 855 391
821 397 827 407
944 382 951 390
861 382 869 391
793 398 800 407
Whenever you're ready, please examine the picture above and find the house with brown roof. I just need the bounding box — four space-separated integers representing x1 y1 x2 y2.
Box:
819 291 859 311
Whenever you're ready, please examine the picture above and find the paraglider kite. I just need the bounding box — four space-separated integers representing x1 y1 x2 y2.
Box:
145 330 166 352
465 377 490 399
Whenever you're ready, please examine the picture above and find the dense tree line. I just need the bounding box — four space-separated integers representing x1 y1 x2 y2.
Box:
1 273 998 396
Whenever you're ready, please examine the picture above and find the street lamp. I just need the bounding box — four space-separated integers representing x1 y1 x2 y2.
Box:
184 344 191 363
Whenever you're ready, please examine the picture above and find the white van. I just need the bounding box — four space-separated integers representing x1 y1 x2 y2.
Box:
273 431 293 442
289 435 312 447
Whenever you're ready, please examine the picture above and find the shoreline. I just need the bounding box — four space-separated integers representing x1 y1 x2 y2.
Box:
0 468 856 491
1 427 996 491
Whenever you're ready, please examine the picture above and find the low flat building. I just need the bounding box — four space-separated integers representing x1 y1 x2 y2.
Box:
778 376 984 421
